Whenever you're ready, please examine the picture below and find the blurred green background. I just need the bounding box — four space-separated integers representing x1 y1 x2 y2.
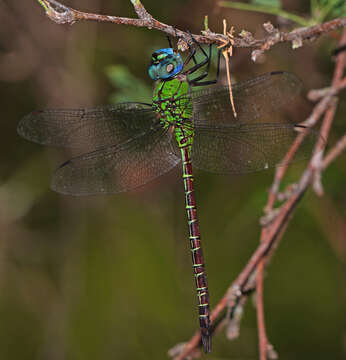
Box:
0 1 345 359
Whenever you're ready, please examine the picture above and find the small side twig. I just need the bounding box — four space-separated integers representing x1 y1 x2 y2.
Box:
323 134 346 170
256 260 267 360
218 19 237 117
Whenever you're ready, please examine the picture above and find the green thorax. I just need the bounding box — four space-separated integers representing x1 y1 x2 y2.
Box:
152 77 194 148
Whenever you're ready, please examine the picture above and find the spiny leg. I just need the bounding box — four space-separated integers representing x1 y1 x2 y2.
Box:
189 45 222 87
189 33 221 84
183 44 197 68
166 34 173 49
182 38 210 76
181 33 222 87
188 43 213 82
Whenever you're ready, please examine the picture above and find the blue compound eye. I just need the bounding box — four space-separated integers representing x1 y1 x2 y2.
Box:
148 48 184 80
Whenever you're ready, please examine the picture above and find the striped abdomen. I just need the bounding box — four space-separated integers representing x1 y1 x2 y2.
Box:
180 143 211 352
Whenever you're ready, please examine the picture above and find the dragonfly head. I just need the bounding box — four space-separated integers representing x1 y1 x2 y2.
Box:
148 48 183 81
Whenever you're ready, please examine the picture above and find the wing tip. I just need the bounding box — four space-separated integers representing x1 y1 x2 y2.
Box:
50 159 75 195
270 70 302 85
269 70 285 76
17 110 45 143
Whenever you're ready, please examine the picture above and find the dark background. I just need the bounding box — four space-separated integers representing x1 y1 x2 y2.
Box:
0 1 345 359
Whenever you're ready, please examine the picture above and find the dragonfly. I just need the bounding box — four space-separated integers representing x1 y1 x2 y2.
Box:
18 35 316 352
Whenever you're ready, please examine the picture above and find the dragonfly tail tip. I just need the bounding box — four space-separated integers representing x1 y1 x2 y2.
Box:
201 331 212 353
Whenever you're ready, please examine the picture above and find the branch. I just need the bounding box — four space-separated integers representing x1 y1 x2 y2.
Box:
36 1 346 59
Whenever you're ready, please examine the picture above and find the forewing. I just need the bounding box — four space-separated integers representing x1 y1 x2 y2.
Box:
18 103 157 152
192 124 317 174
51 126 180 195
190 71 302 127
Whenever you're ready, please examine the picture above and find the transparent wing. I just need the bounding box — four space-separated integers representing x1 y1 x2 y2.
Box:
18 102 157 152
51 125 180 195
191 124 318 174
190 71 302 127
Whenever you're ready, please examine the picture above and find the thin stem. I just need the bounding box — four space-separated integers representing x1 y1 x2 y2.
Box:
219 1 312 27
130 0 152 20
265 131 308 212
323 134 346 169
311 29 346 176
257 260 267 360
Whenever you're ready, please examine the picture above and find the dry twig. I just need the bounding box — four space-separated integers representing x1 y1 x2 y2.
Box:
37 0 346 59
218 19 237 117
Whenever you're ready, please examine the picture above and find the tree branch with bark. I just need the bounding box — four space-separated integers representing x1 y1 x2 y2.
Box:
37 0 345 57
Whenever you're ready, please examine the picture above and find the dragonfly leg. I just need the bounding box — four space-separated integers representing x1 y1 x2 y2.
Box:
188 44 212 81
183 45 197 68
182 32 222 87
188 31 210 64
166 34 173 49
182 32 211 75
189 47 221 87
184 49 199 67
190 52 199 66
182 49 209 76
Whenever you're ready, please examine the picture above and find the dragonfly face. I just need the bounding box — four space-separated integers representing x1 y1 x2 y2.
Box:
148 48 183 80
